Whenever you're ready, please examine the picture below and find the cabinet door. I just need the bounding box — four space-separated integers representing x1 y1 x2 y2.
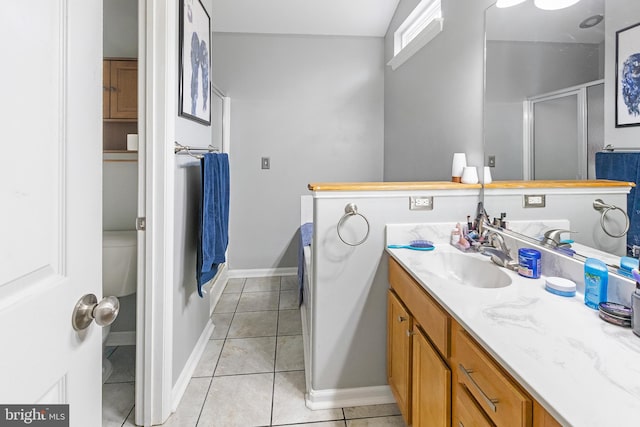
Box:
103 60 111 118
412 325 451 427
109 60 138 119
388 290 412 424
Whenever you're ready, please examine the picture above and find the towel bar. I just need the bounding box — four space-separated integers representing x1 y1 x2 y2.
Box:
174 141 220 158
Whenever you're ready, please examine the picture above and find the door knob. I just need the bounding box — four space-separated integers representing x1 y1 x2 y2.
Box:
72 294 120 331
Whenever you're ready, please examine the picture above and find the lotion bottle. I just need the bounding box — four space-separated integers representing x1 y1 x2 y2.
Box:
584 258 608 310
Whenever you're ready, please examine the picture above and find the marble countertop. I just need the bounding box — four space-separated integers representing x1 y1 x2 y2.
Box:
387 243 640 426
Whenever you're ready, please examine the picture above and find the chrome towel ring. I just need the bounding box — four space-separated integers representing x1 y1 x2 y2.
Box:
337 203 370 246
593 199 630 238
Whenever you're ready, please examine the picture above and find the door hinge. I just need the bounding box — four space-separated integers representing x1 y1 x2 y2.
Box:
136 217 146 231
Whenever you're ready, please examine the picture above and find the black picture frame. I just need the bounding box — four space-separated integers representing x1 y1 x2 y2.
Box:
615 21 640 128
179 0 211 126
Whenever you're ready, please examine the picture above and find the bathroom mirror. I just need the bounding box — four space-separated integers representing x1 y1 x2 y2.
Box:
484 0 605 181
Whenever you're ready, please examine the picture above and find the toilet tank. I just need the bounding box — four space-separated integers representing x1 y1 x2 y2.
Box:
102 230 137 297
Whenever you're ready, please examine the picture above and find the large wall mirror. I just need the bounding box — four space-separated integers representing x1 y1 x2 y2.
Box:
484 0 605 181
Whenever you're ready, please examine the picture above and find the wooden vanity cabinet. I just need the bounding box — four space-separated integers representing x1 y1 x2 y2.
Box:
388 257 560 427
103 59 137 120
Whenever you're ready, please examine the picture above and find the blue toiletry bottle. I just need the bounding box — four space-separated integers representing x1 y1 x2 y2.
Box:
584 258 608 310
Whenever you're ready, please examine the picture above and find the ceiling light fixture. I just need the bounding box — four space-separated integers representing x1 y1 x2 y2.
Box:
495 0 527 8
534 0 582 11
579 14 604 29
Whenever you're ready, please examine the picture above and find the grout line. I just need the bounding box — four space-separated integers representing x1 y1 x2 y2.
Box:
120 403 135 427
270 278 283 426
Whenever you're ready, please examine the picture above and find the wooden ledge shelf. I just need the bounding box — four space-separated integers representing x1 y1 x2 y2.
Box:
484 180 635 189
307 182 482 192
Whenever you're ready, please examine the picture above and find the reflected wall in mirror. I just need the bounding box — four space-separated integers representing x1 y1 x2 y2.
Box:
484 0 605 180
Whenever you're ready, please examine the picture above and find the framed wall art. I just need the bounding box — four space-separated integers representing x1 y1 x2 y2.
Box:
179 0 211 125
616 22 640 128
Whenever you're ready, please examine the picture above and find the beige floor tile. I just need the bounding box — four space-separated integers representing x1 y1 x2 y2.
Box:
272 371 343 425
227 311 278 338
192 340 224 377
211 313 233 339
102 382 135 427
279 290 299 310
278 309 303 336
215 337 276 376
278 422 347 427
105 345 136 383
236 291 279 312
275 335 304 372
280 275 298 291
197 373 273 427
346 416 406 427
160 378 211 426
223 278 245 294
244 276 281 292
343 403 401 419
213 293 241 313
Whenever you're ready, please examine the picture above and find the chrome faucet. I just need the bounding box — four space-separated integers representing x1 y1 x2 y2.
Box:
541 229 574 249
480 231 519 271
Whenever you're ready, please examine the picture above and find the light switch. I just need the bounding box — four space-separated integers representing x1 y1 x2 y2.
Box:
261 157 270 169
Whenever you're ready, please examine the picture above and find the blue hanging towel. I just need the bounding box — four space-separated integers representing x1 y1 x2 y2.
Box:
197 153 230 297
297 222 313 305
595 151 640 251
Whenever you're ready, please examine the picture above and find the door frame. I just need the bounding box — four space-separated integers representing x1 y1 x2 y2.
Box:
523 79 603 180
136 0 177 424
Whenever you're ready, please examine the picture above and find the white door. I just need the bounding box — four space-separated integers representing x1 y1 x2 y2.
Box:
0 1 103 426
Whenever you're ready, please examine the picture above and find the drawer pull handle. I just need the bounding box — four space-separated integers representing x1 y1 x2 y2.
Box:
459 364 498 412
406 330 415 337
398 316 407 322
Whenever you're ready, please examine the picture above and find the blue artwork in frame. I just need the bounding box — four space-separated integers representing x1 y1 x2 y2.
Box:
616 21 640 128
179 0 211 126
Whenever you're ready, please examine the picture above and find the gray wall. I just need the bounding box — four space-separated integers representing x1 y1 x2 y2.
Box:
485 41 602 180
383 0 493 181
604 1 640 147
213 33 385 270
104 0 138 58
172 0 217 386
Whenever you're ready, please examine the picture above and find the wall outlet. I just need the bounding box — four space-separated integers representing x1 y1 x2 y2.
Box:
410 196 433 210
523 194 546 208
261 157 270 169
488 155 496 168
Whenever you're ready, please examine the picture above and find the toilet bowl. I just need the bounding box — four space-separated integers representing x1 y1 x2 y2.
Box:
102 230 137 383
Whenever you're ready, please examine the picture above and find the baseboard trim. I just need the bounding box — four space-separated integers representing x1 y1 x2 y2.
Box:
106 331 136 347
228 267 297 278
206 263 228 316
305 385 395 410
170 319 215 412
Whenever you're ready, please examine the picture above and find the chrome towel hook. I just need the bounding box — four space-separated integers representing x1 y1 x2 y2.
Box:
337 203 370 246
593 199 630 238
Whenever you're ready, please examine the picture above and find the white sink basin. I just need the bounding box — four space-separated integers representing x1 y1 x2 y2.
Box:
420 252 512 289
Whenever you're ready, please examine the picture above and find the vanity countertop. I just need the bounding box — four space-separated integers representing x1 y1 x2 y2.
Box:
387 245 640 426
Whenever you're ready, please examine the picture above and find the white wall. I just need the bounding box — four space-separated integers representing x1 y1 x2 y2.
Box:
604 1 640 147
383 0 494 181
213 33 385 270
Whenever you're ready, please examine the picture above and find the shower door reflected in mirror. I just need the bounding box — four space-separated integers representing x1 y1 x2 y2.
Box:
524 81 604 180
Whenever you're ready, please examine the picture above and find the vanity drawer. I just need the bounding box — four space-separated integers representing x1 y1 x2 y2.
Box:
453 324 532 426
389 258 450 359
454 383 495 427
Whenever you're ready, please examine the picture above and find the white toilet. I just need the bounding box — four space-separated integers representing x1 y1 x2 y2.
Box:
102 230 137 383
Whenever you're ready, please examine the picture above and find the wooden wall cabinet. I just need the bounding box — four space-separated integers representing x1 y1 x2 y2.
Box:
388 257 561 427
103 59 137 120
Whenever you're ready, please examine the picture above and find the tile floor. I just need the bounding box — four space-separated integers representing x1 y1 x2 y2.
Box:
102 276 406 427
